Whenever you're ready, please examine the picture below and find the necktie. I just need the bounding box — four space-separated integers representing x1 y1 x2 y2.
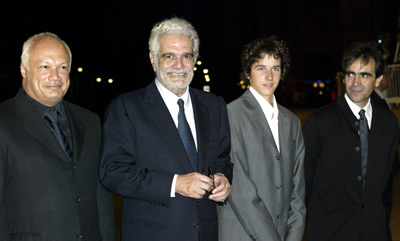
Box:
359 109 368 188
44 109 73 162
177 99 198 171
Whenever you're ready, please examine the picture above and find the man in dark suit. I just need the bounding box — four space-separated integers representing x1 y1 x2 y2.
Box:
304 41 400 241
0 32 115 241
99 17 233 241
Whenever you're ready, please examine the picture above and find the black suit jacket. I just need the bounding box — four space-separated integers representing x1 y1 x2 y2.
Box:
0 89 116 241
99 80 233 241
303 95 400 241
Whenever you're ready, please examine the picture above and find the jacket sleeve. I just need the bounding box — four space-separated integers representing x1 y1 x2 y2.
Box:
284 119 306 241
99 97 174 207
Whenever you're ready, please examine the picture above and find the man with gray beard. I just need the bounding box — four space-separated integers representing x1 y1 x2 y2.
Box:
99 17 233 241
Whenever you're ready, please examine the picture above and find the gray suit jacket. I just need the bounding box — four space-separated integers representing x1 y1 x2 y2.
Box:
0 89 115 241
218 90 306 241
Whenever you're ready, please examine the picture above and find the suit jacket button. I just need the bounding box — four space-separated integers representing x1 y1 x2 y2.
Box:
357 176 362 181
354 122 359 126
76 197 81 203
76 232 83 238
276 155 281 160
355 147 360 152
192 223 198 228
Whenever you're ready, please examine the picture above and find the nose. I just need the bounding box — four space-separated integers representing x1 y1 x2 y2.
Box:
49 68 61 81
352 74 361 86
265 70 273 80
173 56 184 68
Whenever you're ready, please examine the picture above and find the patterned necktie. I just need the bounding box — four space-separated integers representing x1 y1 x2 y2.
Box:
177 99 198 171
359 109 368 188
44 108 73 162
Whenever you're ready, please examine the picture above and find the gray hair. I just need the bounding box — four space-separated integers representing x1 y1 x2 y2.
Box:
149 17 199 63
21 32 72 71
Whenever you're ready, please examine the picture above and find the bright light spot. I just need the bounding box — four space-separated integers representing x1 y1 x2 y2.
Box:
378 39 382 44
203 69 209 74
319 82 325 88
108 79 113 84
205 75 210 82
194 67 197 71
96 78 102 83
240 80 245 85
247 85 251 89
77 67 83 72
203 85 210 92
319 91 323 95
313 82 318 88
197 61 202 65
241 85 246 90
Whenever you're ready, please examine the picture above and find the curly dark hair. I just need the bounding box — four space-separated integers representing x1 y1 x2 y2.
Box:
341 41 384 78
240 35 291 82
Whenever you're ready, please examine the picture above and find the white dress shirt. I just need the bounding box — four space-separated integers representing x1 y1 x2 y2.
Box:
155 79 198 197
249 87 280 152
344 93 372 129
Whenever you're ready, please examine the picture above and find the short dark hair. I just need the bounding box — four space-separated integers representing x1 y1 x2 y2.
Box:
240 36 290 82
341 41 384 78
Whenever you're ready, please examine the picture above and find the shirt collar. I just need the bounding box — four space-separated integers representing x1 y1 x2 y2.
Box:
344 93 372 128
22 88 65 119
249 87 279 120
155 78 191 107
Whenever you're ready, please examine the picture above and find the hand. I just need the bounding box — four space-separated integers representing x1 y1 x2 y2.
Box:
176 172 214 199
208 174 230 202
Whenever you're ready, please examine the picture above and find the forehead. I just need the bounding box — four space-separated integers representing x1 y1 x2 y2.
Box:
159 34 193 53
253 54 281 66
347 57 375 72
30 37 70 62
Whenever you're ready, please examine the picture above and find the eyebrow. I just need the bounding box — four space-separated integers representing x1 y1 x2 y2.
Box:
254 64 281 68
345 71 372 77
161 52 194 57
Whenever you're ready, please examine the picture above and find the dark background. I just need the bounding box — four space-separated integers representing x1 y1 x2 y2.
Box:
1 0 399 118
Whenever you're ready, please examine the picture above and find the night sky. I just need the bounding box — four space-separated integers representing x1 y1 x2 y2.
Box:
1 0 399 117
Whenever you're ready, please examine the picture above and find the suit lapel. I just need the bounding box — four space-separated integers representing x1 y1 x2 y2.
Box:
190 90 209 172
64 102 85 164
242 90 279 152
14 90 69 163
144 81 194 172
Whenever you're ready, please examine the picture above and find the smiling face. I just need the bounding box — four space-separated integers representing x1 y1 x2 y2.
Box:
21 36 70 107
343 57 383 108
150 34 194 97
247 54 281 106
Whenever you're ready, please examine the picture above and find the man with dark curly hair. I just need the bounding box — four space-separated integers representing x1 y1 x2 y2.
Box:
217 36 306 241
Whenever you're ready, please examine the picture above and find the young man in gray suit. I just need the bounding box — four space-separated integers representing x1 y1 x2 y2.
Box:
0 32 115 241
217 36 306 241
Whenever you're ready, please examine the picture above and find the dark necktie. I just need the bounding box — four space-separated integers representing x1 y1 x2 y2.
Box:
359 109 368 188
177 99 198 171
44 109 73 162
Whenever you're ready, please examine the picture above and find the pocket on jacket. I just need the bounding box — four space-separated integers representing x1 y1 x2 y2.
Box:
9 232 41 241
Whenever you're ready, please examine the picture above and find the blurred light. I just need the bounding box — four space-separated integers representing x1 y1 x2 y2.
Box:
319 82 325 88
77 67 83 72
319 91 323 95
313 82 318 88
247 85 251 89
96 78 102 83
203 85 210 92
197 61 202 65
108 79 113 84
194 67 198 71
241 85 246 90
205 75 210 82
240 80 245 85
378 39 382 44
203 69 209 74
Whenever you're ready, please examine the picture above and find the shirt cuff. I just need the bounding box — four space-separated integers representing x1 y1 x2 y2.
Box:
170 174 178 197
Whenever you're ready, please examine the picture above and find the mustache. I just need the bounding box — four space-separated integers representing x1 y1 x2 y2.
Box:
165 68 191 75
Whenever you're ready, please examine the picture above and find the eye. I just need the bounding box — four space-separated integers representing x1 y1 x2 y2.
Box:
256 67 265 71
40 65 49 69
345 72 354 77
272 67 281 72
361 73 370 78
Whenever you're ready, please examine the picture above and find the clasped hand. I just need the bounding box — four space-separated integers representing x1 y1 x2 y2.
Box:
176 172 231 202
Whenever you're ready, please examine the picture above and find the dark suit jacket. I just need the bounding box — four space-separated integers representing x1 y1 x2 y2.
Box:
99 80 233 241
0 89 116 241
303 95 400 241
